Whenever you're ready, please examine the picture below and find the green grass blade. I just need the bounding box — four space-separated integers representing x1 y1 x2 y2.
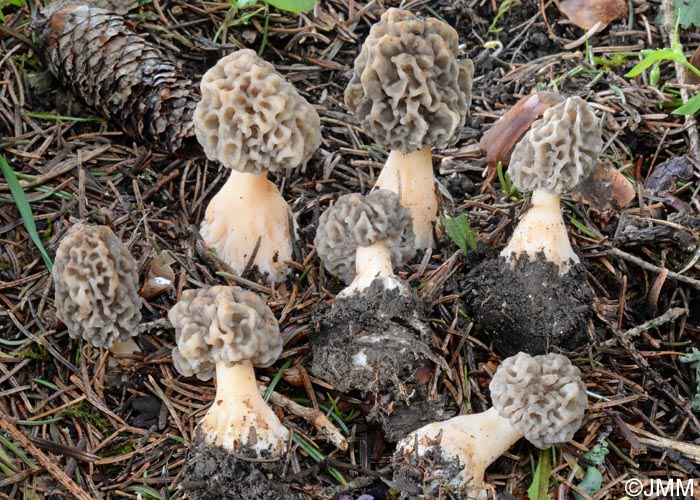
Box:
266 0 317 13
527 447 552 500
0 155 53 270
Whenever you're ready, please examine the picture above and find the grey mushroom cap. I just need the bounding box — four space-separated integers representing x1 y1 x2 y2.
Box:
509 96 603 195
53 223 142 349
169 286 283 381
314 189 415 284
345 8 473 153
489 352 588 449
193 49 321 175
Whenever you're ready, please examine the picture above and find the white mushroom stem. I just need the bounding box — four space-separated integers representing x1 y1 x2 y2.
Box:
199 360 289 458
374 147 436 250
396 408 523 499
340 240 405 297
200 169 294 282
110 337 140 356
499 188 579 274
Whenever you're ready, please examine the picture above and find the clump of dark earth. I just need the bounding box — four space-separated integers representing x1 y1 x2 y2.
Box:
130 395 162 429
182 435 301 500
461 252 593 356
392 443 465 500
312 280 453 442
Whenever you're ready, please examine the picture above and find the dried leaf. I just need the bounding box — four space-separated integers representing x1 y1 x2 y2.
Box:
645 156 694 196
685 45 700 85
33 3 201 157
577 159 636 213
644 155 694 212
479 92 563 189
140 253 175 300
559 0 628 30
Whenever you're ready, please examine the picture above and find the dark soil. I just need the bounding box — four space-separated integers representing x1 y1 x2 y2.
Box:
312 280 453 441
392 443 465 500
461 252 593 356
182 434 301 500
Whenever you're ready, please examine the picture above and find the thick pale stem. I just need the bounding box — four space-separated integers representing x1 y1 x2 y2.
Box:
110 337 140 356
500 188 579 274
199 361 289 458
200 170 294 282
397 408 523 499
375 147 436 250
106 337 141 384
340 241 404 297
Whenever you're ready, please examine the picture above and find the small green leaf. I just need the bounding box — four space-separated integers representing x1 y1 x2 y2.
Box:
0 155 53 270
265 0 317 13
528 448 552 500
672 93 700 115
573 442 609 500
625 50 684 78
676 0 700 28
574 467 603 500
440 214 476 254
236 0 258 7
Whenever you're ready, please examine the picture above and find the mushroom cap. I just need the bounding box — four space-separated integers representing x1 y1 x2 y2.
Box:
489 352 587 449
193 49 321 175
169 286 283 381
53 223 142 349
314 189 415 284
509 96 603 194
345 8 473 153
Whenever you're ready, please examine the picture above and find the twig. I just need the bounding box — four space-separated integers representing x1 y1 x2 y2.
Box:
600 307 687 348
258 384 348 451
610 323 700 434
608 247 700 289
661 0 700 162
630 426 700 464
0 414 94 500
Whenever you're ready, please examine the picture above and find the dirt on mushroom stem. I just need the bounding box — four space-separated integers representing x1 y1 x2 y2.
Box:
182 429 302 500
311 280 454 442
460 250 593 356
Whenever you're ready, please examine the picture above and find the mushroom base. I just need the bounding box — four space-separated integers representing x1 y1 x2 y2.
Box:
461 252 593 356
200 170 294 283
181 431 300 500
311 280 453 441
392 443 479 500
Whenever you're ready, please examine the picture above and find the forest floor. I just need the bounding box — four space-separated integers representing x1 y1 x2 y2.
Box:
1 0 700 499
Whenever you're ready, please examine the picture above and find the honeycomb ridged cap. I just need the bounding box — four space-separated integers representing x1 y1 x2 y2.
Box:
194 49 321 174
345 8 473 153
169 286 282 381
490 352 587 449
314 190 415 284
53 224 142 348
509 96 603 194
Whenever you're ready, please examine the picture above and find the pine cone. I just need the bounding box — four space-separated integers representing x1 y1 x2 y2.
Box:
33 2 201 157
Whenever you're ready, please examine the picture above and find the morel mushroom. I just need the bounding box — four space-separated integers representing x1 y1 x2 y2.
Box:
312 190 450 440
169 285 287 458
501 96 603 273
462 96 599 355
345 8 474 249
394 352 587 499
314 189 415 296
194 49 320 282
53 223 142 355
33 2 199 157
